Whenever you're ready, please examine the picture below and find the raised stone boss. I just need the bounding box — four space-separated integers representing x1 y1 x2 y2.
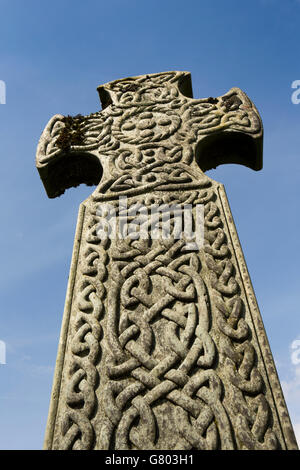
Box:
36 71 298 450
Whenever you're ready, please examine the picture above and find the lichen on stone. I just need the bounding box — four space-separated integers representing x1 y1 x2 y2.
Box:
56 114 86 151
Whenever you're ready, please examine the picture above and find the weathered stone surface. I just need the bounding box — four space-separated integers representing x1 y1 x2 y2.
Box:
36 71 298 450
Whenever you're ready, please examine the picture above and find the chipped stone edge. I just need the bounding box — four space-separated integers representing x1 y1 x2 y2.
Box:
43 203 86 450
217 182 298 450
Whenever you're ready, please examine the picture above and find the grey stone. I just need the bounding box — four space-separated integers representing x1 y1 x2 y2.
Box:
36 71 298 450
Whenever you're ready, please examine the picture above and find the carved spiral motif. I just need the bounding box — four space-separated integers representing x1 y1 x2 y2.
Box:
112 109 181 145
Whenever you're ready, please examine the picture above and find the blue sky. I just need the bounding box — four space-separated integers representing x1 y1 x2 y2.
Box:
0 0 300 449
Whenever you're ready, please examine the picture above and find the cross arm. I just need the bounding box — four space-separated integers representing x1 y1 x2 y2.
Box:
97 71 263 172
186 87 263 172
35 71 194 198
36 71 263 199
35 113 104 198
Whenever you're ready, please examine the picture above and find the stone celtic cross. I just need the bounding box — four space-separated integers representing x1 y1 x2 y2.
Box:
36 71 297 450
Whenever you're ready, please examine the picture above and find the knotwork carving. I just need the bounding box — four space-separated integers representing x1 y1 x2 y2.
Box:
53 185 280 450
59 216 108 450
36 71 263 199
37 72 296 451
203 189 279 450
100 233 227 450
